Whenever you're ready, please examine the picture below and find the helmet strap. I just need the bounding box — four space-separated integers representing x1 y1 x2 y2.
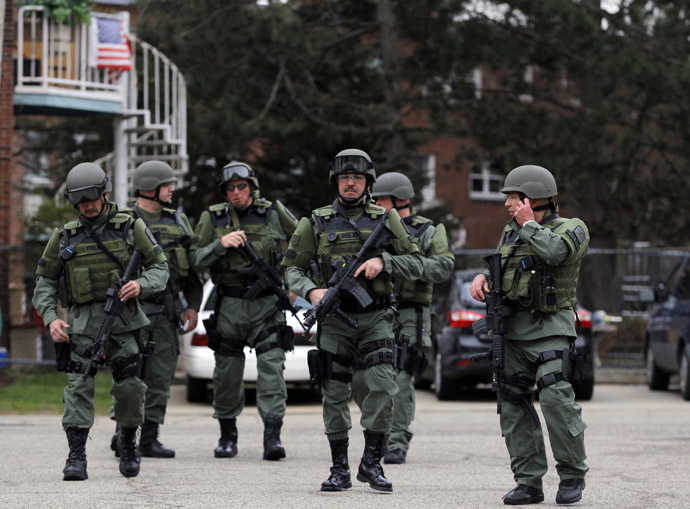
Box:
391 197 410 211
531 199 553 212
339 189 368 208
137 186 171 207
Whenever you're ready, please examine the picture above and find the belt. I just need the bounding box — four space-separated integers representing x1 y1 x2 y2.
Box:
220 285 273 300
339 294 392 313
397 302 425 311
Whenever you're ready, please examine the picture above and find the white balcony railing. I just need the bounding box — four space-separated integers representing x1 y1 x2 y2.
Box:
16 6 188 203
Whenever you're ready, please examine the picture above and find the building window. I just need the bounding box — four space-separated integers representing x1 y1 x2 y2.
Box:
470 162 504 201
409 153 437 208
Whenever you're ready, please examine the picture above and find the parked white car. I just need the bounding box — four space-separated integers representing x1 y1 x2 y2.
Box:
181 279 315 402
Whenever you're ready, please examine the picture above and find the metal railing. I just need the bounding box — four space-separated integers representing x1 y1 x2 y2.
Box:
17 6 189 202
16 6 126 97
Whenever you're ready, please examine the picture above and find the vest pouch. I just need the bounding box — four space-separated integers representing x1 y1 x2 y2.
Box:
71 266 94 304
538 273 559 313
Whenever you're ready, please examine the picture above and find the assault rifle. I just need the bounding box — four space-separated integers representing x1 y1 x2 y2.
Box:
238 241 305 328
471 253 511 414
82 249 142 380
303 215 393 331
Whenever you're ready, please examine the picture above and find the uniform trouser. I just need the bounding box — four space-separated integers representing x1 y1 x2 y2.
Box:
142 313 178 423
213 294 287 422
351 306 431 452
501 336 589 489
63 332 147 430
108 313 178 424
318 308 398 441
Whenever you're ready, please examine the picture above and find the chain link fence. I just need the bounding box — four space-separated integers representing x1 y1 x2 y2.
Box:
454 247 690 367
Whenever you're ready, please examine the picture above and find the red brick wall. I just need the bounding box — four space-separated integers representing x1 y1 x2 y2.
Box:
0 0 15 348
418 135 507 249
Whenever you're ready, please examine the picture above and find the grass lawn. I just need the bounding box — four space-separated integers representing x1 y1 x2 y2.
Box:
0 368 114 414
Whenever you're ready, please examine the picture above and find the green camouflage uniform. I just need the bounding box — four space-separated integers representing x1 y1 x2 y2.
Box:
189 191 297 422
282 199 422 439
32 203 169 430
491 211 590 490
121 205 203 424
352 210 454 453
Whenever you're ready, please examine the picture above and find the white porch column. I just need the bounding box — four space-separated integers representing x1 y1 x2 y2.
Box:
112 115 128 206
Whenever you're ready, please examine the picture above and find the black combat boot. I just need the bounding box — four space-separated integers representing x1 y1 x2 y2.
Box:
110 422 120 457
117 425 141 478
320 438 352 492
503 484 545 505
356 430 393 492
139 421 175 458
383 448 407 464
262 417 286 461
214 418 238 458
556 478 585 505
63 427 89 481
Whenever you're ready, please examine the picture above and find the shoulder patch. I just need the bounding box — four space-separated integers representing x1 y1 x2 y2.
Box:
566 225 587 250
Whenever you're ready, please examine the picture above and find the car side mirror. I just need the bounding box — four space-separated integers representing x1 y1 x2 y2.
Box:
638 289 656 303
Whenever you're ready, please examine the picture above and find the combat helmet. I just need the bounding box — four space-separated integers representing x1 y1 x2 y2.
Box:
133 160 177 191
64 162 109 207
501 165 558 199
328 148 377 184
371 172 414 200
218 161 259 195
133 160 177 206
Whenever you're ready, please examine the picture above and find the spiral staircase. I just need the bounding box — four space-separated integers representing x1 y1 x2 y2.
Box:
14 6 188 205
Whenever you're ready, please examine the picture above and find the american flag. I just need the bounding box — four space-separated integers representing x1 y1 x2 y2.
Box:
88 16 132 70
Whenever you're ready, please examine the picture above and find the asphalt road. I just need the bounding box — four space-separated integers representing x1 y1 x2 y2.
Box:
1 383 689 508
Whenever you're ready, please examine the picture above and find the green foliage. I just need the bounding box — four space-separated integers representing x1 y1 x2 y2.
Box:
0 369 113 414
135 0 451 220
17 0 91 24
444 1 690 247
25 201 76 237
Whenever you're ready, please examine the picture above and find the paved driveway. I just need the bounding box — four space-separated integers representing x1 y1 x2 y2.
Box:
1 384 689 508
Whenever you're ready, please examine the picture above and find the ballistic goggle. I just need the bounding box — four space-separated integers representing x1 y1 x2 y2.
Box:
220 163 254 183
330 155 373 175
64 180 108 206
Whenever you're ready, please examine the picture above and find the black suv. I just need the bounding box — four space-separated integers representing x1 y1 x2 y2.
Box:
420 269 595 401
642 256 690 400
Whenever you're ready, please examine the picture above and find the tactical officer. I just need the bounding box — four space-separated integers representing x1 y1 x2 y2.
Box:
282 149 423 493
32 163 169 480
469 165 589 505
109 161 203 458
352 172 454 465
189 161 298 461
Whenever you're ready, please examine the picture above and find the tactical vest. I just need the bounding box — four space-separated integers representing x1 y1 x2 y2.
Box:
208 198 280 287
129 206 191 285
396 215 434 306
312 203 392 298
60 214 133 306
498 215 584 313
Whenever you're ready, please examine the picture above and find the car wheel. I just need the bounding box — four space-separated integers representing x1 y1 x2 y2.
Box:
646 343 670 391
680 344 690 401
434 352 455 401
574 377 594 401
186 375 208 403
